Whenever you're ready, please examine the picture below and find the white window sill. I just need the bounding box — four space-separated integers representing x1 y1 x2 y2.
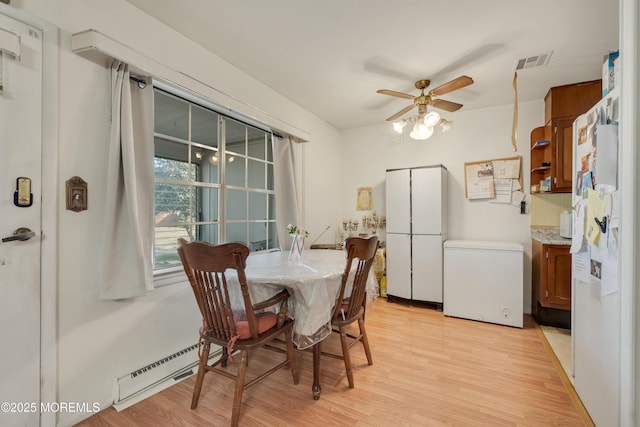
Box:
153 268 188 288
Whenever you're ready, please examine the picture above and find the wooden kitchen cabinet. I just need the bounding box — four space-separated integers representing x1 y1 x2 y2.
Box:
548 117 575 192
532 239 572 328
530 126 551 192
530 80 601 194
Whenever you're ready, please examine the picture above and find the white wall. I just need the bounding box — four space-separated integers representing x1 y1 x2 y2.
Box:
339 101 543 313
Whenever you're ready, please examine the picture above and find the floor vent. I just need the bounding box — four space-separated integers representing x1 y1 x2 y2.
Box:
514 51 553 71
113 343 218 409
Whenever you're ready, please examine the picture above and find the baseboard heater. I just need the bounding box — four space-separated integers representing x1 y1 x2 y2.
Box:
113 343 222 410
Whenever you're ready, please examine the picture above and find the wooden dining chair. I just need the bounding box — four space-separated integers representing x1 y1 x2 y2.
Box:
326 235 379 389
177 238 299 427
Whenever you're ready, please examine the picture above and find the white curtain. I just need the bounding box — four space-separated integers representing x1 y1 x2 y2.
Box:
98 62 154 300
274 135 301 250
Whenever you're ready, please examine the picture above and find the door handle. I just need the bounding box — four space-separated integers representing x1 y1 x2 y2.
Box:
2 227 36 243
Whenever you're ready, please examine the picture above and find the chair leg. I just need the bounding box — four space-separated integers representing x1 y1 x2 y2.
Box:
221 347 229 368
285 328 300 384
339 327 354 388
191 342 210 409
231 350 248 427
358 317 373 365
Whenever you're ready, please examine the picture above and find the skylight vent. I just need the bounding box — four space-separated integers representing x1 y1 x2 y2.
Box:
514 51 553 71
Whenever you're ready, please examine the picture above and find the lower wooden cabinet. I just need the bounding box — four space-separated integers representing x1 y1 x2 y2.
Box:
532 239 571 327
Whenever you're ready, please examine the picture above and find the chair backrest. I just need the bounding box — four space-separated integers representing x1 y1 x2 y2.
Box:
333 236 379 322
177 238 260 341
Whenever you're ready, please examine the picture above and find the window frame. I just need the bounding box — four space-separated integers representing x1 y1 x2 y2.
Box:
152 86 278 281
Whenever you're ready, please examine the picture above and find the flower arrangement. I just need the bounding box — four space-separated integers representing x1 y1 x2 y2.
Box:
287 224 309 238
287 224 308 261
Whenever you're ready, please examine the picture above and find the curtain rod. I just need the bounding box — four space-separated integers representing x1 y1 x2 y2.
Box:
129 75 147 89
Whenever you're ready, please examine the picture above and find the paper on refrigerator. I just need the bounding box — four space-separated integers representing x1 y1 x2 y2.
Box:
570 199 586 254
594 124 618 190
586 188 606 245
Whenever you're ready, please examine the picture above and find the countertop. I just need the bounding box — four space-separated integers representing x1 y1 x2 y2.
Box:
531 227 572 245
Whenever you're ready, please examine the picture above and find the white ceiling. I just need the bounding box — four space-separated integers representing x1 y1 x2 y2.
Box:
124 0 619 130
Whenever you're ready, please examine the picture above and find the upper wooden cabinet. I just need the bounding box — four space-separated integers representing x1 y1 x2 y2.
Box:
530 80 601 194
544 80 602 123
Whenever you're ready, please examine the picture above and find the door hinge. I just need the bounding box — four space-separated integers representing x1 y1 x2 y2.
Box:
546 250 549 259
546 290 549 298
554 177 557 185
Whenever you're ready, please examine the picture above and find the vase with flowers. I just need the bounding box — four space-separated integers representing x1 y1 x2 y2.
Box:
287 224 309 260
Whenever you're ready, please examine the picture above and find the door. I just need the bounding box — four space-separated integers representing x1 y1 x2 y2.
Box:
545 245 571 309
385 169 410 234
411 167 443 235
411 234 443 303
0 14 42 426
551 117 574 192
385 233 411 299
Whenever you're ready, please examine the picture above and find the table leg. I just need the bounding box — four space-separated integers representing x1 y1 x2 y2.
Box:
312 341 321 400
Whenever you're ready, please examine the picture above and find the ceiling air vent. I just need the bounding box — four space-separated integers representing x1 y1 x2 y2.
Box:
514 51 553 71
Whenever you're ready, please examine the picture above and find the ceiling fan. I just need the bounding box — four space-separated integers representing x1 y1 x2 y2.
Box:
376 75 474 140
377 75 474 122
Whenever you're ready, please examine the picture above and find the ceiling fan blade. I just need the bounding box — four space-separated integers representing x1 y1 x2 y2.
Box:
431 98 463 112
377 89 415 100
385 103 416 121
429 76 474 97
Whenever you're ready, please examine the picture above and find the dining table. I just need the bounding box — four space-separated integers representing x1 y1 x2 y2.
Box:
229 248 378 400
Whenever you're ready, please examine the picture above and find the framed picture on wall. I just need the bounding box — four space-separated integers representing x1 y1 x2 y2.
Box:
356 187 372 210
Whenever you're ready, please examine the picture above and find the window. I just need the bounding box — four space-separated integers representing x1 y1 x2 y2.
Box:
153 89 278 273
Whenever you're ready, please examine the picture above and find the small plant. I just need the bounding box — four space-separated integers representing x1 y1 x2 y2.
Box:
287 223 309 237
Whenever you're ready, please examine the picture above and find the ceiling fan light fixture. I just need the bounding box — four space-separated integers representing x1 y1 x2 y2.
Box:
438 118 452 132
393 119 407 133
423 111 441 127
412 122 433 140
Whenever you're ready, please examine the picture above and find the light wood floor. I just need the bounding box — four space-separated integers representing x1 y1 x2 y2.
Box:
76 299 591 426
540 326 573 384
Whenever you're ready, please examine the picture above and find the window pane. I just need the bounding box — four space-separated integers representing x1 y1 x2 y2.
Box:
248 192 266 220
249 222 267 252
248 159 265 189
248 128 266 159
226 189 247 220
196 223 218 244
267 163 274 190
155 139 193 180
268 222 279 250
268 194 276 220
195 187 219 222
226 222 247 243
191 105 218 147
226 120 246 155
193 147 219 184
226 155 245 187
154 91 188 140
154 224 193 270
155 183 195 223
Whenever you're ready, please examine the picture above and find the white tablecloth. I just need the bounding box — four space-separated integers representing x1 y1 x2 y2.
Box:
229 249 378 349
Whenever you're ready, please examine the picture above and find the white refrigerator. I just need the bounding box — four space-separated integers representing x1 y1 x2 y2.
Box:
385 165 448 308
571 88 620 426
